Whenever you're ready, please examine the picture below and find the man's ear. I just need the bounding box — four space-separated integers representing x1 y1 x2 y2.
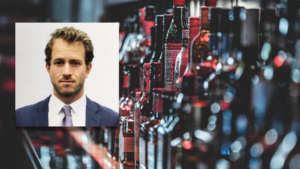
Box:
86 63 92 78
46 64 50 74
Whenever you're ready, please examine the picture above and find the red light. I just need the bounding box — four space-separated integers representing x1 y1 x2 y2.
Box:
274 56 284 67
183 141 194 150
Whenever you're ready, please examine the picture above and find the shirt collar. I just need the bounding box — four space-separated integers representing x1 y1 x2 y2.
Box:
49 93 86 116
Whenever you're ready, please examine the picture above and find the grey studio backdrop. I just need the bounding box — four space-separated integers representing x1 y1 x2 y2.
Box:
16 23 119 113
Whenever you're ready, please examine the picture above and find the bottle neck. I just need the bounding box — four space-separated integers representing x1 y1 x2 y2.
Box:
173 5 186 24
155 25 164 56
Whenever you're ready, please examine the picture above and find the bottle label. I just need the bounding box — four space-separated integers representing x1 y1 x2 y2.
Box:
156 132 164 169
124 137 134 152
140 115 150 124
104 128 108 143
134 103 141 161
164 43 182 90
153 94 162 113
119 127 124 161
139 138 146 167
148 142 155 169
183 38 188 47
174 0 185 6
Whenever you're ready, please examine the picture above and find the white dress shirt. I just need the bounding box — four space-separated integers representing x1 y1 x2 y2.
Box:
48 93 86 126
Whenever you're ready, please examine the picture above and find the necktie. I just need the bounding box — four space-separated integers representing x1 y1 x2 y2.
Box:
62 105 73 126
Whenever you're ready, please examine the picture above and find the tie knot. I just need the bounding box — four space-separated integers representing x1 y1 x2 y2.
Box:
62 105 72 116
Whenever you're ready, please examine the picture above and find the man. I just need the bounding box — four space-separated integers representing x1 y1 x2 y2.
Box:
15 27 119 127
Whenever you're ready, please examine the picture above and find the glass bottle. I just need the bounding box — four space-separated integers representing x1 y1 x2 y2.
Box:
134 63 151 168
156 90 176 169
150 15 164 63
147 88 165 169
166 72 198 169
174 30 189 92
158 14 173 88
124 118 135 168
177 16 200 87
139 62 163 169
148 90 175 169
164 0 188 90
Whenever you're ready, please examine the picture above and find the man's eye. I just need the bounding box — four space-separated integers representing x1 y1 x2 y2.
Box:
55 62 63 65
72 62 80 65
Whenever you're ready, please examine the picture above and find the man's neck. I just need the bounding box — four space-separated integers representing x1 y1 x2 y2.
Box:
53 90 84 105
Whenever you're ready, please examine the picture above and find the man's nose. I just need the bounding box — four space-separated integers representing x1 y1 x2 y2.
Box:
63 63 72 77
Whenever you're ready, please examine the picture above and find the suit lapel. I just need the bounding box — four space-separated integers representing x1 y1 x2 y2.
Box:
34 95 50 127
86 97 100 126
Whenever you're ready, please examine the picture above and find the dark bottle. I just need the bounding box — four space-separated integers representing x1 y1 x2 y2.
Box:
174 29 189 91
124 118 135 168
177 17 201 88
119 65 140 165
148 90 175 169
147 88 165 169
164 0 188 90
190 7 215 96
120 61 124 100
158 14 173 88
120 65 130 106
140 6 156 65
139 62 163 169
141 27 156 65
167 72 198 169
156 90 176 169
134 63 151 168
180 98 213 169
150 15 164 63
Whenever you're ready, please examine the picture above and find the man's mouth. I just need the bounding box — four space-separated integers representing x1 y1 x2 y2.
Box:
60 81 74 85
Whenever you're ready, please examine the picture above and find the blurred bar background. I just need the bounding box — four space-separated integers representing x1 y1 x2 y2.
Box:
1 0 298 168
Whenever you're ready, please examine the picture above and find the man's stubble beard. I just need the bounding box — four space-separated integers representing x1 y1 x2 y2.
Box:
53 81 84 98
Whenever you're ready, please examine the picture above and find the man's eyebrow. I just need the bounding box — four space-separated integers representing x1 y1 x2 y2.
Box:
69 59 83 62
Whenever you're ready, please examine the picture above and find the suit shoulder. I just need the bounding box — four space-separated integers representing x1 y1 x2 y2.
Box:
93 101 119 126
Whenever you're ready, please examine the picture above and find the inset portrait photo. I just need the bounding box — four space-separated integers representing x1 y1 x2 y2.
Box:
15 23 119 127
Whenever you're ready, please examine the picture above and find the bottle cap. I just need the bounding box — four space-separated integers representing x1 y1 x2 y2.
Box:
174 0 185 6
155 15 164 27
188 17 200 27
145 6 156 21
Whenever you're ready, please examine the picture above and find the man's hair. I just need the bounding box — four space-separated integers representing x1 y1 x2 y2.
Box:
45 27 94 66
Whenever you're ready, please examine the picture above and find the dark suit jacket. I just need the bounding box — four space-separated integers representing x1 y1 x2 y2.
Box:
15 95 119 127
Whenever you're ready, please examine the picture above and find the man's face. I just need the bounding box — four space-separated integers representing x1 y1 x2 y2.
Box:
46 38 92 98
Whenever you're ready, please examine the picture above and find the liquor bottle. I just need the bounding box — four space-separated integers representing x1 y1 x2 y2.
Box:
190 6 215 97
139 6 156 92
124 118 135 168
179 95 213 168
150 15 164 63
127 19 144 65
177 17 201 88
158 14 173 88
156 90 176 169
134 63 151 168
120 61 124 100
174 30 189 91
164 0 188 90
139 62 163 169
147 88 165 169
119 65 140 165
167 72 198 169
120 65 130 106
140 6 156 65
148 90 175 169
